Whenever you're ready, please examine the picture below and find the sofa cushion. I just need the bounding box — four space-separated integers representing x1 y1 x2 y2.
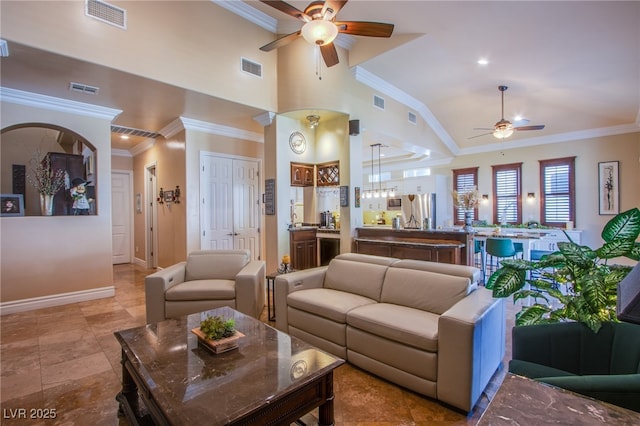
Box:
380 268 471 315
165 279 235 301
323 258 388 301
391 259 480 289
347 303 440 352
287 288 377 323
185 250 249 281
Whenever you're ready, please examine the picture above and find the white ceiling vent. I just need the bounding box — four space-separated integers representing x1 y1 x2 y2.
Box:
85 0 127 29
408 111 417 125
373 95 385 110
241 57 262 78
69 82 100 95
111 125 160 139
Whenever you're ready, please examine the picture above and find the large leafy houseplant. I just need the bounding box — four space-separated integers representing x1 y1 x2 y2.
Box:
487 207 640 332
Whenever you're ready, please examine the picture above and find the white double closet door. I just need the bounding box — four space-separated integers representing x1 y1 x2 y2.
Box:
200 153 261 261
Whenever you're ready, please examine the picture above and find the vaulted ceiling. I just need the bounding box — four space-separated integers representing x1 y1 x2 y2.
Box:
1 1 638 166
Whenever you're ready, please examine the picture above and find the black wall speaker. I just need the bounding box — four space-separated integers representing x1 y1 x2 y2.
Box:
349 119 360 136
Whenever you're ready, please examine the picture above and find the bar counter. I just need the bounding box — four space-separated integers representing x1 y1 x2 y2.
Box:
355 227 473 265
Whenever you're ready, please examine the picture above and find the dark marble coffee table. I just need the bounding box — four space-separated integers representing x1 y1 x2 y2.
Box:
114 307 344 425
477 373 640 425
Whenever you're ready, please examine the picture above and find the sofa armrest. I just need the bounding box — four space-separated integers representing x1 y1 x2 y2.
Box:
144 262 187 324
437 288 505 412
235 260 266 319
274 266 327 332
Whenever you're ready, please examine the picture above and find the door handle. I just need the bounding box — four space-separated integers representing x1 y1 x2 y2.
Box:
227 233 234 236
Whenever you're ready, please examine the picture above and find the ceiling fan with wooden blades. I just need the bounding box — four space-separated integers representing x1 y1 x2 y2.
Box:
470 85 545 139
259 0 394 68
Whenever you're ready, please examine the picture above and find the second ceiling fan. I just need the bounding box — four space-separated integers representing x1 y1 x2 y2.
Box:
471 85 546 139
259 0 394 67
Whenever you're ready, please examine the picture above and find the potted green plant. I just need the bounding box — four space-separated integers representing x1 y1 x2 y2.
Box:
487 207 640 332
192 315 243 354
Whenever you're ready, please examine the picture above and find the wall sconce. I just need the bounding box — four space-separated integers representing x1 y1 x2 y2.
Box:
527 192 536 204
174 186 181 204
482 194 489 204
307 115 320 129
158 187 164 204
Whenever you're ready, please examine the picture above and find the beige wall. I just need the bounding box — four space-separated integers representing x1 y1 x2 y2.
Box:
131 125 264 269
1 102 114 303
432 132 640 252
1 1 277 113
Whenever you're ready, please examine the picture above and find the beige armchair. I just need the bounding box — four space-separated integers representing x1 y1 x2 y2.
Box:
145 249 265 324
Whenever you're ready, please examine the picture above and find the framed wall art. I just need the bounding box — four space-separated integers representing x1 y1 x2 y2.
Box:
598 161 619 215
1 194 25 217
340 185 349 207
354 186 361 208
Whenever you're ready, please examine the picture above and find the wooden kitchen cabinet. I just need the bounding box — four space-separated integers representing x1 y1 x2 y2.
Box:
291 163 314 187
289 228 318 270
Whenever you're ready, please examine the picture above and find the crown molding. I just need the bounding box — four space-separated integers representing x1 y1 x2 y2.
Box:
351 67 460 156
111 148 132 158
212 0 278 33
1 87 122 120
129 138 156 156
253 111 275 126
180 117 264 143
159 118 185 139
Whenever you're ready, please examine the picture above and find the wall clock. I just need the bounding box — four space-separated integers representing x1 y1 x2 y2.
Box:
289 131 306 154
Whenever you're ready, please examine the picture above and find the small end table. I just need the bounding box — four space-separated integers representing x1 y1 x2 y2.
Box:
266 269 295 321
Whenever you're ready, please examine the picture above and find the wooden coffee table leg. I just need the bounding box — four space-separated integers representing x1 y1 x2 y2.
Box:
318 372 336 426
116 349 139 420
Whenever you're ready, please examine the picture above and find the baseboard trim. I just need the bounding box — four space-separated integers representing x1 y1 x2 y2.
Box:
133 257 147 268
0 286 115 316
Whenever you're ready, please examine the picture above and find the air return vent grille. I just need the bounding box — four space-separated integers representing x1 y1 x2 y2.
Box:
241 58 262 77
408 111 417 124
111 125 160 139
373 95 385 110
85 0 127 29
69 82 100 95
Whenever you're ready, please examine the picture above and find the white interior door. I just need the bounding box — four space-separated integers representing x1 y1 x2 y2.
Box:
233 159 260 260
201 155 234 250
200 154 261 260
111 171 132 264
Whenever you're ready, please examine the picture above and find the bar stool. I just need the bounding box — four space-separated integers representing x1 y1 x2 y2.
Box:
485 238 516 278
514 242 524 259
474 239 486 283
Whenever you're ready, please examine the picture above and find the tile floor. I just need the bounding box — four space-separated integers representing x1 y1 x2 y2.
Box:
1 263 515 425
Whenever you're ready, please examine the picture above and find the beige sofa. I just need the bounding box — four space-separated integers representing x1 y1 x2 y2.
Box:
274 253 505 413
145 249 265 324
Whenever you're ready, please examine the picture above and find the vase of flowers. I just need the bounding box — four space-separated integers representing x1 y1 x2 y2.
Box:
452 188 480 232
28 152 66 216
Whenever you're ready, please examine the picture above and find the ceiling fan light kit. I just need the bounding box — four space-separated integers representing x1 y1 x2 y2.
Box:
470 85 546 140
301 20 338 45
259 0 394 68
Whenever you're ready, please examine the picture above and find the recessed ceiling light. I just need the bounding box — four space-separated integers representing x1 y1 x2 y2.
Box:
477 58 489 65
120 135 130 140
514 115 523 121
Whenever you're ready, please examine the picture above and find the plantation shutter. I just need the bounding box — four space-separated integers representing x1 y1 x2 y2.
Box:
540 157 575 226
452 167 478 225
492 163 522 224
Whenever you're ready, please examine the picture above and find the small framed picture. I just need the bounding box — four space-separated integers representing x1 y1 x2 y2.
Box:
598 161 619 215
340 185 349 207
164 190 174 203
1 194 25 217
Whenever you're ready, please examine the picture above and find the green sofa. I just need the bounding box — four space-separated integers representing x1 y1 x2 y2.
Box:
509 321 640 412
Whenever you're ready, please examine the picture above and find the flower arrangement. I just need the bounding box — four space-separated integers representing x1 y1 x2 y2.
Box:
452 188 480 210
27 151 66 195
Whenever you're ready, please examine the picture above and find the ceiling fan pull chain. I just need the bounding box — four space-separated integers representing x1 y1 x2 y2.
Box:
315 45 323 80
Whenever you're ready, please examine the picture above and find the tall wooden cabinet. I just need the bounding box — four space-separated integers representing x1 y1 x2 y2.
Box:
46 152 86 215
